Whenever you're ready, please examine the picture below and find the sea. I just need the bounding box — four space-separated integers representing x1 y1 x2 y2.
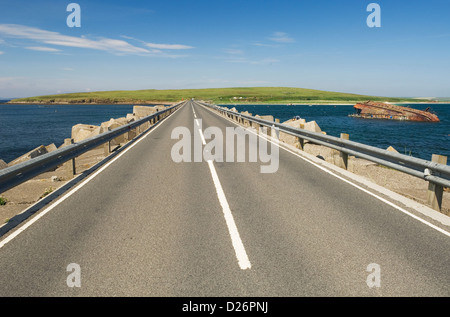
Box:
227 103 450 164
0 103 134 164
0 102 449 165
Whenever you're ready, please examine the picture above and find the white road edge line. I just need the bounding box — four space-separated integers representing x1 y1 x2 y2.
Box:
200 104 450 239
281 145 450 238
193 105 252 270
0 106 183 249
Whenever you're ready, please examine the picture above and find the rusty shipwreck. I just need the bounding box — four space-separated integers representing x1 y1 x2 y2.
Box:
350 101 440 122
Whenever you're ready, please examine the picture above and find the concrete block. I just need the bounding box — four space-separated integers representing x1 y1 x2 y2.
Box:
71 124 101 143
153 105 167 112
133 105 157 118
100 119 123 133
8 145 48 166
100 119 127 145
260 115 274 122
304 121 322 133
0 159 7 170
45 143 57 153
126 113 137 123
280 118 306 148
386 146 399 153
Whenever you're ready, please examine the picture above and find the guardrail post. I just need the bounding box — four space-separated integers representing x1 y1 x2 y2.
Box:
296 136 305 150
338 133 349 170
246 113 253 128
427 154 447 211
103 128 111 156
63 138 76 177
265 124 271 137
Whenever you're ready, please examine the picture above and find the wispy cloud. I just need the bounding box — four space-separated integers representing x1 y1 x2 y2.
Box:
225 48 244 55
62 67 74 71
253 42 277 48
121 34 193 53
25 46 61 52
269 32 295 43
224 56 279 65
0 51 4 55
0 24 150 55
144 43 193 50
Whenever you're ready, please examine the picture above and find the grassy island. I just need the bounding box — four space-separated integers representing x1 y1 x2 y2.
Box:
9 87 425 105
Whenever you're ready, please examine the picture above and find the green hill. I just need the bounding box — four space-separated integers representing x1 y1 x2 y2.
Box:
9 87 423 104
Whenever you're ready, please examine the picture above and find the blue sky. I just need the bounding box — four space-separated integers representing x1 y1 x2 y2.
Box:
0 0 449 98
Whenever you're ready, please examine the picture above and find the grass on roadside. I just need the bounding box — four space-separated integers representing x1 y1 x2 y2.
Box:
40 187 55 199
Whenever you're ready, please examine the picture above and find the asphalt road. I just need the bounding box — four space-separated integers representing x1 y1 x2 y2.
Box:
0 100 448 297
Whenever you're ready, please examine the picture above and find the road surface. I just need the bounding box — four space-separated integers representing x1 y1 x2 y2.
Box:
0 100 448 297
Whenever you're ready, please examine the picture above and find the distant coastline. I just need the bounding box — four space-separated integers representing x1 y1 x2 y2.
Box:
5 100 449 106
6 87 434 106
5 100 175 106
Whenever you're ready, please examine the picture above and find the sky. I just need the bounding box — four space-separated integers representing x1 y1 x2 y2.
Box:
0 0 449 98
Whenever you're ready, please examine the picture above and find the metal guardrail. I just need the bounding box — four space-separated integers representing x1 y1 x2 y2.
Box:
199 101 450 190
0 101 186 194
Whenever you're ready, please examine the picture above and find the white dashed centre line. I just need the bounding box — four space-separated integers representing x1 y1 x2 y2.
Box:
193 105 252 270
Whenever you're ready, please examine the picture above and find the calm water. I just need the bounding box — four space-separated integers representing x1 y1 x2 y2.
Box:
0 104 135 163
0 103 449 164
227 103 450 163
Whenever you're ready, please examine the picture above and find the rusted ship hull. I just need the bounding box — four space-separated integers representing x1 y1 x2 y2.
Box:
350 101 440 122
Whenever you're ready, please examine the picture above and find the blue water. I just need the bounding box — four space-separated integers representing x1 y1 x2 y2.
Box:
0 103 449 165
0 104 135 163
226 103 450 163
